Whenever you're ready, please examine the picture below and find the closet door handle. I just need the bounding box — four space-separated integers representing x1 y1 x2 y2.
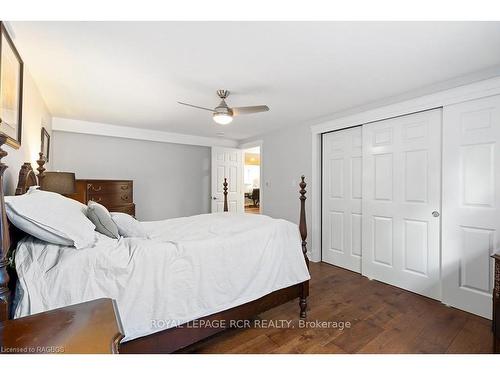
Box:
432 211 440 217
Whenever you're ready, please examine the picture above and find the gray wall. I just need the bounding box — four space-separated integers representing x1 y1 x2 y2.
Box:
52 131 211 220
245 123 314 251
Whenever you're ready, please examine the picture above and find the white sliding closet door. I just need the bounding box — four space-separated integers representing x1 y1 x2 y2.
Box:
442 95 500 319
322 127 363 272
362 109 442 300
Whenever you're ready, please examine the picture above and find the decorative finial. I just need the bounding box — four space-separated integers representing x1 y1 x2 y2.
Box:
36 152 46 178
223 178 228 212
299 175 307 202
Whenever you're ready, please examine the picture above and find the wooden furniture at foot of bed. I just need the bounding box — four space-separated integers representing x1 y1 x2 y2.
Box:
0 298 124 354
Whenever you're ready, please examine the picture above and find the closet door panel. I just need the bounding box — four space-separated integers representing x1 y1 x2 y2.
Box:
322 127 362 272
442 95 500 319
362 109 442 300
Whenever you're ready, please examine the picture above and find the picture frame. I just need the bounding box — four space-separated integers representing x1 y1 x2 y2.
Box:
0 22 23 149
41 127 50 162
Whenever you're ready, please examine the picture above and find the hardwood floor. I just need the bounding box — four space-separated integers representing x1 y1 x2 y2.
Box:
244 206 260 214
179 262 494 354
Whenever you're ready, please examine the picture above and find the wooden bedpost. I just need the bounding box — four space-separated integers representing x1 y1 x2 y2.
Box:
223 178 228 212
36 151 46 181
0 135 11 321
299 175 309 319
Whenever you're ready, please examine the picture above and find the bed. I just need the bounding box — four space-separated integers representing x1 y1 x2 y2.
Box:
0 136 310 353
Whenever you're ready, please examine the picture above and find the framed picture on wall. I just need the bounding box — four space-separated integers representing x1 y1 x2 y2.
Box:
0 22 23 149
41 127 50 162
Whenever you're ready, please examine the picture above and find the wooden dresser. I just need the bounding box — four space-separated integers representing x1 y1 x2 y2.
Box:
70 179 135 216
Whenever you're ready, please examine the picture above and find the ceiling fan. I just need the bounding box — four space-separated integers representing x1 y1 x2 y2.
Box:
178 89 269 125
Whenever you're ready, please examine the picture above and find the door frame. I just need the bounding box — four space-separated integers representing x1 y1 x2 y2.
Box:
239 140 264 213
310 76 500 263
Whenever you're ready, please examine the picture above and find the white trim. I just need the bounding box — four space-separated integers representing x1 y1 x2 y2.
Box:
310 132 322 263
310 75 500 266
52 117 239 148
238 139 263 149
239 140 264 214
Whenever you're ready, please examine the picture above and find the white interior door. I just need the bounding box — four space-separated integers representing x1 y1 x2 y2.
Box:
362 109 442 300
442 95 500 319
211 147 244 213
322 127 363 272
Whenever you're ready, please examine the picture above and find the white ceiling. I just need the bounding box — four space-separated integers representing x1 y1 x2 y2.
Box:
8 21 500 141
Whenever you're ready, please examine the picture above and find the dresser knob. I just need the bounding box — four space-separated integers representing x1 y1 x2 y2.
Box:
120 185 129 190
121 195 128 201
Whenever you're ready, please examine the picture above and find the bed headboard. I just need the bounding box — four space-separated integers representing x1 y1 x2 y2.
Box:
15 163 38 195
0 136 46 321
15 152 47 196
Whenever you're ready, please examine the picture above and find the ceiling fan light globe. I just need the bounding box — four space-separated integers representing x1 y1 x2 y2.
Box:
213 113 233 125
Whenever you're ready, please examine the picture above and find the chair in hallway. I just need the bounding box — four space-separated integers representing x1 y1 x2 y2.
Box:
250 188 259 207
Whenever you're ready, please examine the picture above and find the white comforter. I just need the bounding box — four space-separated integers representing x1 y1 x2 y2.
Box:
14 213 310 341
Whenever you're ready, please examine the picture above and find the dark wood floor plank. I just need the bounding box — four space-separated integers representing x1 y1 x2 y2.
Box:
178 262 494 354
229 334 280 354
408 307 468 353
330 320 385 353
357 310 428 353
446 317 494 354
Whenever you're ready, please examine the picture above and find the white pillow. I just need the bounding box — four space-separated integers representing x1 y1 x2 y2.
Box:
87 201 119 239
5 190 96 249
110 212 148 238
7 212 74 246
27 186 40 193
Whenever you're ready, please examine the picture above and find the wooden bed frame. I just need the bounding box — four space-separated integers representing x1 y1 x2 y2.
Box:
0 135 310 353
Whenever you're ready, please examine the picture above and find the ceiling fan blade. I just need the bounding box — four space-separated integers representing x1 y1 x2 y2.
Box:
232 105 270 116
178 102 214 112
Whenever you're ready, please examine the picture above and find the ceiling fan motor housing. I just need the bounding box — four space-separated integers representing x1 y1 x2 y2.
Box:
214 104 233 116
216 89 230 99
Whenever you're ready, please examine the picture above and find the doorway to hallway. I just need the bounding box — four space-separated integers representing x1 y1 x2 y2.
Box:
243 146 260 214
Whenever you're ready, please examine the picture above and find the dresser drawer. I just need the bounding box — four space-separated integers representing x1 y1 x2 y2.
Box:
86 181 133 196
108 204 135 217
88 192 133 206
